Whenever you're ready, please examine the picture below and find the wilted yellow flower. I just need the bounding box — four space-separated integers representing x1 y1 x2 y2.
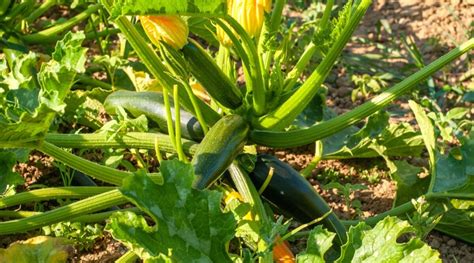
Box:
140 15 189 50
217 0 272 47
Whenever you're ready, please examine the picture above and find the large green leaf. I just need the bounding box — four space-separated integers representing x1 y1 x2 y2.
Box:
0 236 72 263
434 200 474 244
106 160 236 262
291 95 424 159
296 217 440 262
323 112 424 159
0 32 86 147
297 225 336 263
403 101 474 243
108 0 226 18
392 160 428 206
336 217 440 263
431 135 474 195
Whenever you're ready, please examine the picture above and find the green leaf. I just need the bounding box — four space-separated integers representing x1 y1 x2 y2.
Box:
106 159 236 262
432 199 474 244
323 112 424 159
0 151 24 197
408 100 436 174
445 107 468 120
108 0 226 18
1 52 37 92
336 217 441 263
0 32 87 147
431 135 474 196
63 88 110 130
0 236 73 263
392 160 428 206
297 225 336 263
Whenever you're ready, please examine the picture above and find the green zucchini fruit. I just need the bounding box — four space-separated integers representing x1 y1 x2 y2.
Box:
192 115 249 189
182 40 243 110
250 154 347 244
104 90 204 141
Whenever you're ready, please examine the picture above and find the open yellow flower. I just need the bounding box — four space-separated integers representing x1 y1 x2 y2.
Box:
140 15 189 50
217 0 272 47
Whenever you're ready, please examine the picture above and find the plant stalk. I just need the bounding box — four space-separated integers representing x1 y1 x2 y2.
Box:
44 132 199 155
21 4 100 43
37 141 131 186
0 187 115 209
0 189 127 235
251 38 474 147
257 0 372 129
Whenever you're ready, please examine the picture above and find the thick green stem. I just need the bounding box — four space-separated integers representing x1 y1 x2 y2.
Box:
115 250 139 263
76 74 113 90
283 42 317 91
37 141 131 186
44 132 199 155
342 201 415 227
173 85 187 161
214 15 266 116
319 0 335 31
0 208 142 223
101 0 220 126
257 0 372 130
0 189 127 235
0 211 41 218
162 86 178 151
21 4 100 43
23 0 57 23
41 28 121 44
228 163 272 262
182 81 209 134
0 187 115 209
251 38 474 147
261 0 286 71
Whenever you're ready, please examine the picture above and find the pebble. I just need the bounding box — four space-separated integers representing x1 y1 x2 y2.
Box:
430 239 440 249
447 239 456 246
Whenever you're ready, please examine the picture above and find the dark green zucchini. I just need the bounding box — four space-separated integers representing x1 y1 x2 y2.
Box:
104 90 204 141
250 154 347 244
192 115 249 189
182 40 243 110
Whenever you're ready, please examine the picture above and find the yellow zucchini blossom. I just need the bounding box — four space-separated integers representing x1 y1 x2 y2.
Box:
140 15 189 50
217 0 272 47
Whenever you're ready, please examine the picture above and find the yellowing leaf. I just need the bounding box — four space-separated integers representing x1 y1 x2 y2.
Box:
0 236 72 263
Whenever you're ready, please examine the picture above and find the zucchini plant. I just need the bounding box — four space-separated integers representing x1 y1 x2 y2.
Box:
0 0 473 261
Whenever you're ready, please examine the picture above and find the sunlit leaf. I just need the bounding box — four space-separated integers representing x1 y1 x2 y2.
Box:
109 0 226 18
0 236 72 263
297 225 336 263
336 217 441 263
0 32 86 147
106 160 235 262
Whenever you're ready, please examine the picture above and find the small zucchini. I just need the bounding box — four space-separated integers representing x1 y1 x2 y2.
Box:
192 115 249 189
104 90 204 141
182 40 243 110
250 154 347 244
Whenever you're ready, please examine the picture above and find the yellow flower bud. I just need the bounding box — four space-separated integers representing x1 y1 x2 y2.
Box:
140 15 189 50
217 0 272 47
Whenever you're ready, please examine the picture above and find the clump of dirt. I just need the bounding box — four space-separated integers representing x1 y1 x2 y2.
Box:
72 233 127 263
368 0 473 47
13 152 56 188
427 231 474 263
